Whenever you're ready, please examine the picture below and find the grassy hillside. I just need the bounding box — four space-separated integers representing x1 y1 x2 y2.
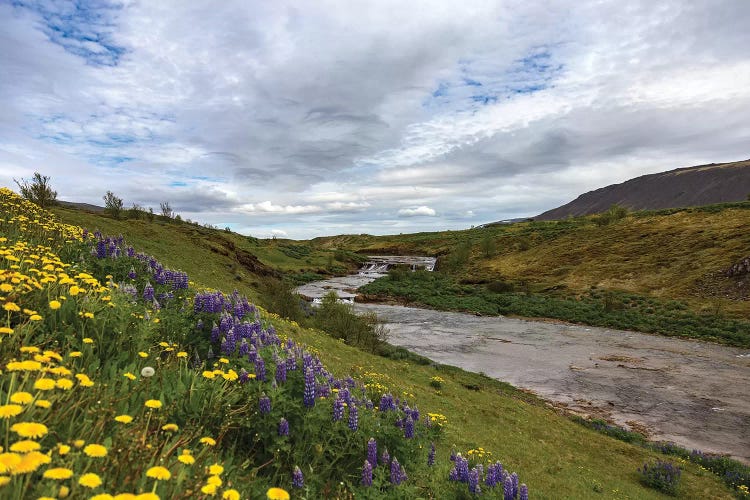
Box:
319 203 750 319
1 191 743 498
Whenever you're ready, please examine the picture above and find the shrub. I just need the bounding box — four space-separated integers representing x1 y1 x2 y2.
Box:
14 172 57 208
639 460 681 495
103 190 124 219
487 280 515 293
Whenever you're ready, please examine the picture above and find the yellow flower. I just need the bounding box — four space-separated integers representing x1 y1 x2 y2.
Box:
83 443 108 457
0 452 22 473
202 370 216 379
10 392 33 404
69 351 82 358
218 357 229 364
79 472 103 488
112 495 135 500
0 404 23 418
69 286 80 296
91 495 115 500
34 400 52 409
49 300 61 310
83 338 94 344
3 302 21 312
123 372 136 380
73 439 85 448
9 440 41 453
177 453 195 465
206 475 222 487
21 346 40 353
58 444 71 455
55 379 74 390
10 422 48 438
59 487 71 500
83 311 94 319
161 423 179 432
29 314 42 321
201 484 218 495
34 378 56 391
266 487 290 500
43 350 62 361
199 437 216 446
0 327 13 335
158 342 169 347
0 476 9 486
145 466 171 480
138 352 148 358
0 283 13 292
43 467 74 479
135 494 159 500
208 463 224 475
76 373 94 387
144 399 162 409
115 415 133 423
13 450 50 474
176 351 188 358
223 490 240 500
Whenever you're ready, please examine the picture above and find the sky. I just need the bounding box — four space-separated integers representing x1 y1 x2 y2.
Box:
1 1 749 239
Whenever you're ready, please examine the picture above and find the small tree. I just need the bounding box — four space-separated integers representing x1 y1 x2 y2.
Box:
480 231 496 258
147 207 155 222
103 191 124 219
126 203 144 220
14 172 57 208
160 201 174 219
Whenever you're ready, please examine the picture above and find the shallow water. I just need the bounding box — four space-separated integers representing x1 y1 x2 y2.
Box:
300 274 750 462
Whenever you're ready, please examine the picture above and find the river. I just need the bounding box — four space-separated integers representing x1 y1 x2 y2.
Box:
298 272 750 463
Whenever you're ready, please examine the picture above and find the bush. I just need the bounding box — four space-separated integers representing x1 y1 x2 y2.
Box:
594 204 629 226
311 292 388 352
639 460 681 495
103 190 124 219
14 172 57 208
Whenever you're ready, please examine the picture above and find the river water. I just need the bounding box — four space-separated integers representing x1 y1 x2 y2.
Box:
299 273 750 462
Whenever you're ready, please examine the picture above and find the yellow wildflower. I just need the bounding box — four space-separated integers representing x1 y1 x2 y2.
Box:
135 494 159 500
9 440 41 453
200 437 216 446
69 286 80 296
266 488 290 500
178 453 195 465
0 452 22 473
73 439 85 448
55 379 74 390
0 327 13 335
58 445 71 455
146 466 171 480
202 370 216 379
83 338 94 344
83 444 107 457
34 378 56 391
79 472 103 488
76 373 94 387
69 351 82 358
201 484 218 495
34 400 52 409
49 300 61 310
43 467 74 479
0 404 23 418
10 392 33 404
161 423 179 432
3 302 20 312
176 351 188 358
12 450 50 474
115 415 133 423
29 314 42 321
208 463 224 475
10 422 48 438
223 490 240 500
144 399 162 409
91 495 115 500
206 475 222 487
138 352 148 358
123 372 136 380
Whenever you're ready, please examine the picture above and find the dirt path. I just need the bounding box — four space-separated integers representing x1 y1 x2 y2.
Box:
355 303 750 463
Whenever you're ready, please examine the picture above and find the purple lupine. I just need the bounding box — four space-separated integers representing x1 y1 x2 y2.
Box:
503 475 514 500
367 438 377 468
411 406 420 421
390 457 402 485
333 396 344 421
381 449 390 467
361 460 373 487
238 368 250 384
239 339 249 357
303 368 315 407
404 417 414 439
348 403 358 431
454 455 469 482
128 266 136 279
511 472 519 497
486 463 498 487
143 282 154 302
275 360 287 383
469 467 481 495
259 394 271 414
292 466 304 488
519 484 528 500
255 356 266 382
95 239 107 259
278 418 289 436
427 442 435 466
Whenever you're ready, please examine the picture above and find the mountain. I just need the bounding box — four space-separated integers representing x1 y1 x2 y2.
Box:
536 159 750 220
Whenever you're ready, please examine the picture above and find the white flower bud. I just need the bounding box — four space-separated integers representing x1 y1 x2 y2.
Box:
141 366 155 377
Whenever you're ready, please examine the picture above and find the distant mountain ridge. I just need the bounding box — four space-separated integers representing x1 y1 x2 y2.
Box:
535 159 750 220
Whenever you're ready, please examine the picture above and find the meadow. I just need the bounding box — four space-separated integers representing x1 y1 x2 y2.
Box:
0 188 742 498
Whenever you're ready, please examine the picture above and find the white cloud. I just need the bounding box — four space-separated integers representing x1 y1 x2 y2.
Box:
398 206 436 217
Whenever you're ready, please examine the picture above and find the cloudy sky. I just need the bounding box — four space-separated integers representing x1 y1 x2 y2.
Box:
1 1 749 238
